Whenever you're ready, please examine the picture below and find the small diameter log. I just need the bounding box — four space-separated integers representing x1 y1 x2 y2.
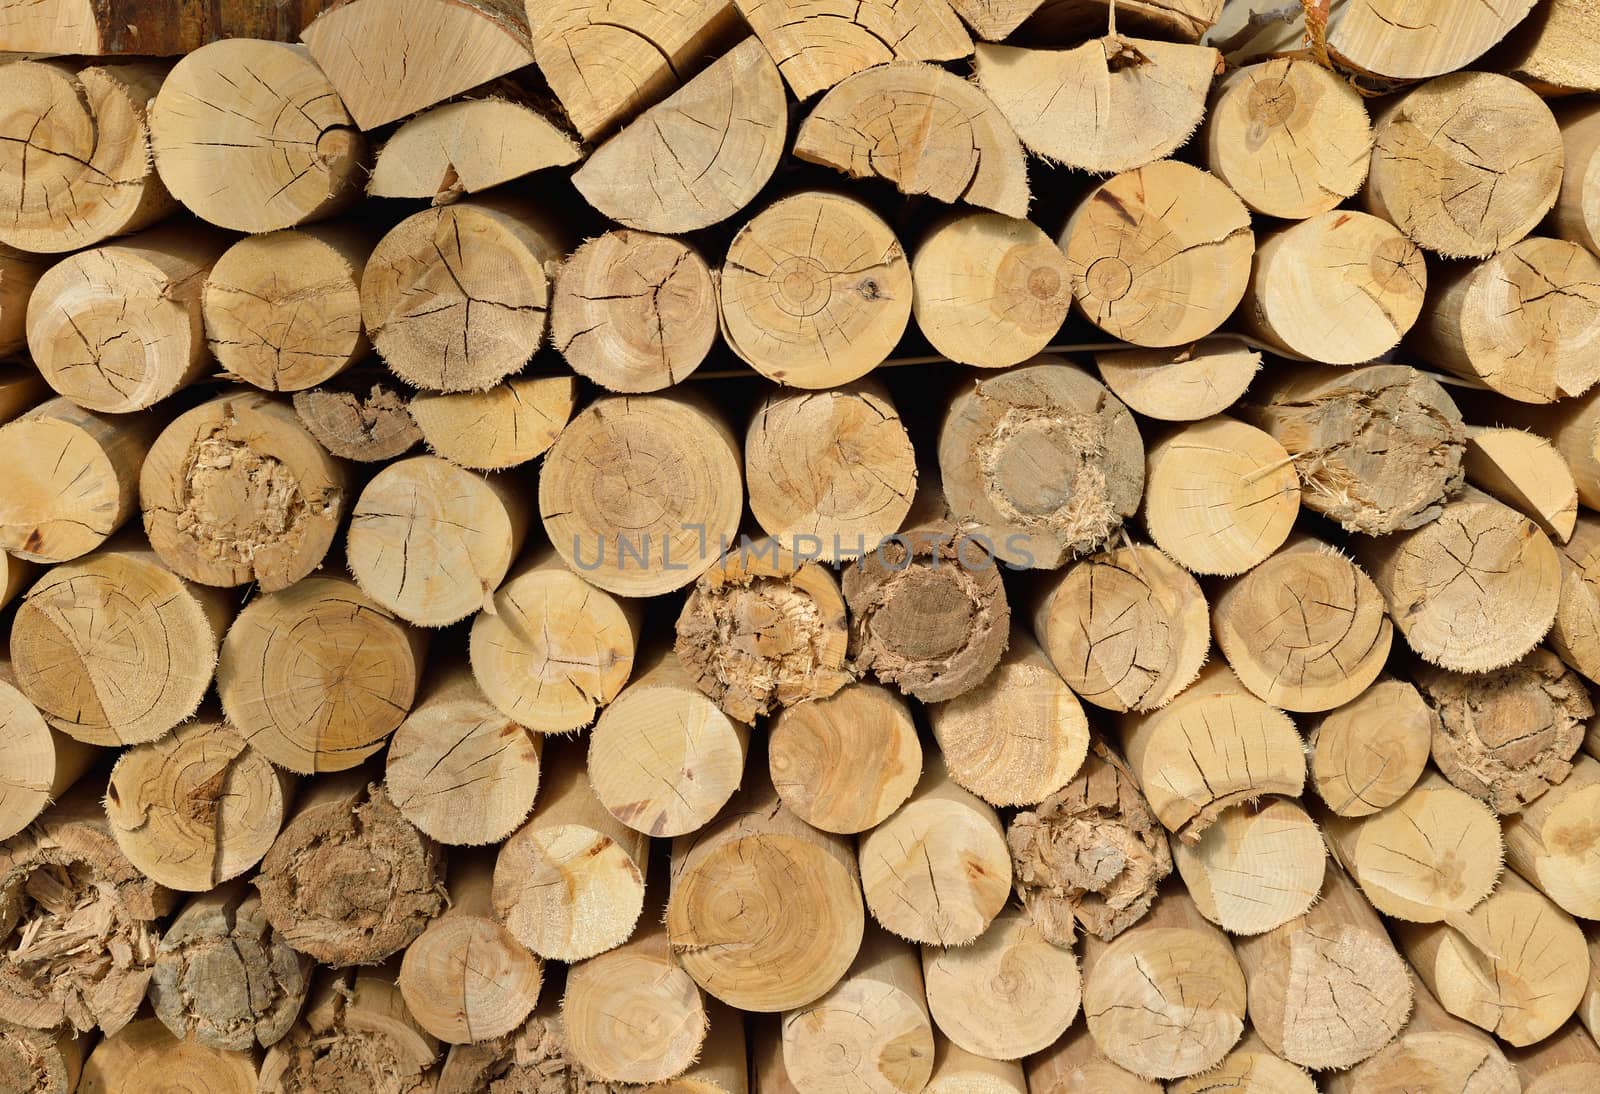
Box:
1322 770 1504 925
256 777 447 967
1026 1024 1160 1094
491 739 647 962
1554 102 1600 256
938 356 1144 569
385 665 543 847
1367 72 1563 259
720 190 913 388
551 231 717 392
1240 210 1427 364
292 378 421 463
348 455 529 627
928 630 1088 807
78 1019 258 1094
1308 677 1435 818
1058 161 1253 347
1143 416 1301 577
1212 534 1392 713
589 649 750 837
0 397 157 564
655 999 747 1094
668 778 865 1012
859 755 1012 946
540 390 743 596
140 391 350 591
572 37 785 234
1415 650 1590 814
1092 338 1260 423
795 63 1028 217
0 249 48 359
150 40 364 233
1513 1024 1600 1094
367 97 581 202
911 212 1071 369
1466 426 1579 542
0 674 95 844
0 364 48 424
398 850 543 1045
975 38 1217 175
1204 57 1372 219
0 62 174 253
1031 542 1209 713
1173 798 1325 937
1081 886 1246 1081
737 0 972 100
362 197 564 393
202 226 371 392
258 967 438 1094
767 680 923 834
470 545 640 734
0 1022 84 1094
745 382 917 561
12 543 231 746
1505 753 1600 919
1554 516 1600 682
410 375 575 472
1494 386 1600 510
1167 1032 1314 1094
1117 662 1306 842
26 224 228 413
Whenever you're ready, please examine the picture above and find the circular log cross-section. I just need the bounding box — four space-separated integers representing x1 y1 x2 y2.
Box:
1093 339 1261 424
0 680 94 844
1328 0 1535 83
1505 753 1600 920
79 1019 258 1094
1308 678 1434 818
410 375 575 472
1173 798 1325 937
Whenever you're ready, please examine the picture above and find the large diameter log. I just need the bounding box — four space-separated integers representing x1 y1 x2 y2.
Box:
410 375 575 471
0 674 95 844
1494 0 1600 92
1465 425 1579 542
1513 1024 1600 1094
1505 753 1600 919
367 96 581 202
1308 678 1434 817
0 0 327 54
1026 1024 1159 1094
1092 338 1260 423
1327 0 1537 82
1174 798 1325 936
258 967 438 1093
1554 515 1600 682
292 378 420 463
78 1018 258 1094
0 1022 84 1094
1554 102 1600 256
0 62 174 253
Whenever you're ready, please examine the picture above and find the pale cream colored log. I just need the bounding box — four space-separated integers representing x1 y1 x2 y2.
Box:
368 96 581 202
1513 1023 1600 1094
1554 102 1600 256
258 967 439 1093
1167 1032 1315 1094
291 377 421 463
1552 515 1600 682
0 1022 84 1094
1092 339 1260 423
1465 425 1579 542
1308 677 1434 817
1505 753 1600 919
1025 1024 1159 1094
78 1018 257 1094
1328 0 1537 82
0 673 96 844
410 375 575 471
1174 798 1325 936
0 248 49 356
737 0 972 100
1494 0 1600 92
1490 384 1600 510
940 0 1041 39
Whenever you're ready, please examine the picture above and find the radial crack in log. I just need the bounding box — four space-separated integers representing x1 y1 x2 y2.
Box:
369 96 581 203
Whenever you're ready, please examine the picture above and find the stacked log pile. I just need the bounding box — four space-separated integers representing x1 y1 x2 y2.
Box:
4 0 1600 1090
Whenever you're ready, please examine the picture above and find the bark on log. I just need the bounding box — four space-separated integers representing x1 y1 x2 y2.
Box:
0 0 330 55
0 673 95 845
1465 426 1579 542
1554 102 1600 256
1307 677 1434 817
1025 1024 1159 1094
78 1018 258 1094
367 96 581 203
0 1021 84 1094
1553 515 1600 682
410 375 575 471
1092 338 1260 423
291 378 421 463
1504 753 1600 919
1512 1024 1600 1094
257 966 438 1094
1173 798 1325 936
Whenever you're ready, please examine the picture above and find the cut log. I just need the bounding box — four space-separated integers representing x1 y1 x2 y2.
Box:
1212 534 1392 713
291 378 421 463
11 543 231 746
0 397 159 564
0 366 48 425
0 557 35 614
1307 677 1434 817
938 356 1144 570
654 999 747 1094
348 454 529 627
202 226 371 393
410 375 574 472
1080 886 1246 1081
1173 798 1326 936
1025 1024 1160 1094
767 680 924 834
551 231 718 392
367 96 581 202
720 190 913 388
1239 363 1465 536
737 0 972 100
0 674 95 844
1493 0 1600 93
26 224 228 414
0 62 174 253
974 39 1218 175
795 62 1028 217
0 0 328 55
940 0 1041 39
469 545 641 734
922 905 1079 1061
0 249 47 359
1512 1024 1600 1094
666 777 865 1012
1092 338 1260 423
1367 71 1563 258
1490 384 1600 510
1240 210 1428 364
1166 1031 1315 1094
572 37 786 234
588 649 750 837
1554 102 1600 256
1505 753 1600 919
435 999 601 1094
911 212 1071 369
139 391 351 591
1465 426 1579 542
0 1021 84 1094
217 575 423 775
1057 161 1254 347
255 778 447 967
540 390 743 596
858 755 1012 946
78 1018 258 1094
1325 0 1538 82
257 967 438 1094
745 381 917 561
1553 515 1600 682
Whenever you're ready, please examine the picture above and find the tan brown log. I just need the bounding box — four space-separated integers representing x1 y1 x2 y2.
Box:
589 648 749 837
1173 798 1325 937
385 664 542 847
0 556 35 614
540 389 743 596
1165 1031 1315 1094
1504 753 1600 919
0 0 328 55
0 62 174 253
78 1018 258 1094
491 738 646 962
975 39 1217 175
256 777 447 967
1553 515 1600 682
551 231 718 392
1025 1023 1159 1094
291 377 421 463
1367 71 1563 259
1117 662 1307 842
1017 0 1221 40
654 999 747 1094
1512 1024 1600 1094
737 0 972 100
1092 338 1260 423
1493 0 1600 92
720 190 913 388
11 542 232 746
1080 885 1246 1081
0 366 48 425
767 680 923 835
367 95 581 202
202 226 371 392
1491 384 1600 510
0 671 96 845
0 248 50 356
140 390 351 591
938 356 1144 569
572 37 786 234
795 63 1027 217
744 381 917 561
1554 102 1600 256
470 544 641 734
25 224 228 413
1307 677 1435 817
0 1021 84 1094
258 966 438 1094
148 881 310 1052
1582 934 1600 1050
911 212 1071 369
937 0 1041 39
1465 425 1579 542
409 375 575 471
859 754 1011 946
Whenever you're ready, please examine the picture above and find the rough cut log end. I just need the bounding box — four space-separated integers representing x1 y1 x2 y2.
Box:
1174 798 1325 937
1092 339 1260 424
1308 678 1435 818
292 379 421 463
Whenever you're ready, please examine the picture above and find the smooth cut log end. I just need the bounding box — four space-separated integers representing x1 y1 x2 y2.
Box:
79 1019 258 1094
1026 1023 1160 1094
1308 677 1434 817
739 0 972 100
1330 0 1537 82
292 379 421 463
410 374 576 472
1466 425 1580 542
1174 798 1325 937
1505 753 1600 920
1166 1032 1315 1094
1093 338 1260 423
367 96 581 202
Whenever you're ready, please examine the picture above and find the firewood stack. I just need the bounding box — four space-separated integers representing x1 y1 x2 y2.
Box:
4 0 1600 1090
